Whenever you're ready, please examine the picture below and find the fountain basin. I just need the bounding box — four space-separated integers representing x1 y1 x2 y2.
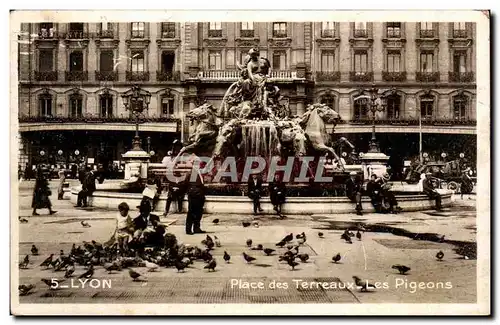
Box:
69 186 453 214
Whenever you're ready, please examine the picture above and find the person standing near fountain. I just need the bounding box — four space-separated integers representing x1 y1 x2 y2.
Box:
248 173 264 215
269 174 286 218
185 170 206 235
345 171 363 216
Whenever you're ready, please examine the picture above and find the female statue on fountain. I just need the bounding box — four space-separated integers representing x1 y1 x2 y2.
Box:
237 48 274 119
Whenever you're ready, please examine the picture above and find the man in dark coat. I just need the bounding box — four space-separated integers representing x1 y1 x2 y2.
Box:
422 172 442 211
32 167 57 216
131 200 163 250
76 169 96 207
366 174 383 213
345 171 363 215
185 171 206 235
248 173 264 215
269 174 286 218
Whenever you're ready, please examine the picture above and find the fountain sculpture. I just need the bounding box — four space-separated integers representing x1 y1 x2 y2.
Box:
69 48 454 213
174 48 347 181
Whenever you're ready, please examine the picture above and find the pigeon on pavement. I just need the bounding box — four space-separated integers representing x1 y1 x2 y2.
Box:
392 264 411 275
263 248 275 256
332 253 341 263
128 268 142 281
242 252 256 263
81 221 91 228
31 245 39 256
352 276 376 292
19 284 35 296
204 259 217 272
223 251 231 263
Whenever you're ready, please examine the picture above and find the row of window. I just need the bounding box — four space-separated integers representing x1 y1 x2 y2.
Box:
36 91 470 121
319 93 470 120
36 21 471 40
36 47 469 77
38 93 176 118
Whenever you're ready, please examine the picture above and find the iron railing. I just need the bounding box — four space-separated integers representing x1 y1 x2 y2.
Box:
34 71 58 81
349 71 374 82
156 71 181 81
19 114 180 124
65 71 88 81
316 71 341 81
95 71 118 81
126 71 150 81
448 71 475 83
382 71 407 82
416 71 440 82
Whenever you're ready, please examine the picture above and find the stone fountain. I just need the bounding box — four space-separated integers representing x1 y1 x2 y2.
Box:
69 48 455 213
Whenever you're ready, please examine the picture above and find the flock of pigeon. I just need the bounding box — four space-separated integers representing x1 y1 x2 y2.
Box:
18 218 451 297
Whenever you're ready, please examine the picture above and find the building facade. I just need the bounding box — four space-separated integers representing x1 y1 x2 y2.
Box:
17 21 477 171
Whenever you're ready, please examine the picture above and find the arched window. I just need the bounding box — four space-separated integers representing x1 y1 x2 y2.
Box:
100 92 113 118
320 94 336 112
420 94 434 120
161 96 175 117
386 94 401 119
453 94 468 120
39 93 53 117
69 93 83 118
353 97 368 120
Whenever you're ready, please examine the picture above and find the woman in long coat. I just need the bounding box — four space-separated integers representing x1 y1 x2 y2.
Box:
32 168 57 215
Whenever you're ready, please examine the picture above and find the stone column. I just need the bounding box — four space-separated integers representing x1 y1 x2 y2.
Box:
295 83 306 116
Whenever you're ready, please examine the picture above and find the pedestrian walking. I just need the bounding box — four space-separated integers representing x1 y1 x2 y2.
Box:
460 167 474 198
57 166 66 200
366 174 383 213
185 171 206 235
31 167 57 216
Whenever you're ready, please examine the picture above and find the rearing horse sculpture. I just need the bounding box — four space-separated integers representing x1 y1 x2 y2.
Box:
300 103 345 170
175 103 220 159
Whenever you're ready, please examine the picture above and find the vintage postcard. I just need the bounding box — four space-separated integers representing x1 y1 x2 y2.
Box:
10 10 490 315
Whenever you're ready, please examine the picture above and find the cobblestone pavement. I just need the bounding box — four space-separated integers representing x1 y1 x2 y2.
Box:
15 180 477 304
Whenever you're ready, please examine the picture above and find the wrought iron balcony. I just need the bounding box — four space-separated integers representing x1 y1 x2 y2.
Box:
349 71 374 82
448 71 475 83
382 71 407 82
19 114 180 124
240 29 255 38
345 117 476 126
452 29 468 38
65 71 88 81
156 71 181 82
386 30 401 38
34 71 58 81
416 71 440 82
272 31 287 38
315 71 341 82
38 30 57 39
321 29 335 38
208 30 223 38
419 29 436 38
65 31 89 39
95 70 118 81
98 30 114 38
197 69 300 81
161 31 176 39
353 29 368 38
126 71 150 82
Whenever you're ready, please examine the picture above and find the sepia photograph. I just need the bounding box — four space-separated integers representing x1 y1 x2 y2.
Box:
9 10 490 315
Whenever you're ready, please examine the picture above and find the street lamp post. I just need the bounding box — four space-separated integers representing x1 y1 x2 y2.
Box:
364 84 387 153
121 85 152 151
